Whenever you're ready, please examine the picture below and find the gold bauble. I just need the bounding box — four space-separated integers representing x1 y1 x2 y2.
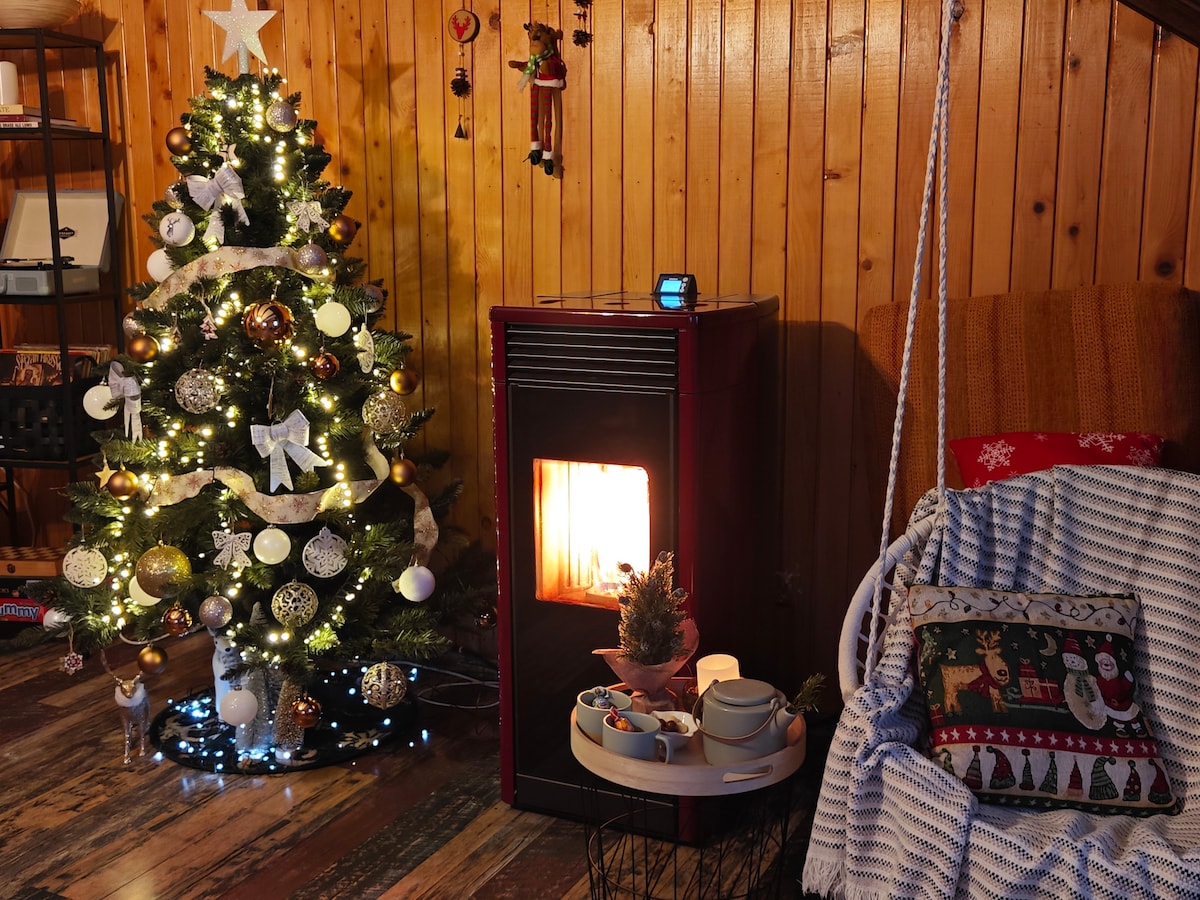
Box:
389 458 417 486
128 333 160 363
165 126 192 156
362 390 407 434
361 661 408 709
242 301 295 346
106 469 139 501
328 214 358 244
291 696 322 729
389 367 419 395
310 351 340 380
137 644 168 675
162 604 193 637
135 544 193 599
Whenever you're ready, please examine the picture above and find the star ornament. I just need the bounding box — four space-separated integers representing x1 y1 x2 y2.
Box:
205 0 278 70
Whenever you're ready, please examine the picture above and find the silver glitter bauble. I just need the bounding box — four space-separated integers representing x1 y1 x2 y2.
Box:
199 594 234 628
295 243 328 274
362 390 407 434
266 100 299 133
361 661 408 709
174 368 220 414
271 580 319 627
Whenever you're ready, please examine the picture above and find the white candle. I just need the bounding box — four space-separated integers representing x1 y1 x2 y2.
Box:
0 61 18 107
695 653 740 691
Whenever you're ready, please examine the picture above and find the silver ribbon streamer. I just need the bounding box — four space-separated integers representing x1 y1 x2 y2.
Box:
108 361 143 441
249 409 332 492
187 165 250 245
212 530 252 569
286 199 328 232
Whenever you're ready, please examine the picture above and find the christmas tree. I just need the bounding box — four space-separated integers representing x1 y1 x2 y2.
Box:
43 65 489 768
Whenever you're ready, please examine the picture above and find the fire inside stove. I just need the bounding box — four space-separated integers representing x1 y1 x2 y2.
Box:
532 459 649 609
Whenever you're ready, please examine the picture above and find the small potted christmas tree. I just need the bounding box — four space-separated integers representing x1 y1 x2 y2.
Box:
593 550 699 712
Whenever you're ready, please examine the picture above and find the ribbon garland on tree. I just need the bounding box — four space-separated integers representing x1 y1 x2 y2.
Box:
143 246 333 311
250 409 332 492
107 361 143 441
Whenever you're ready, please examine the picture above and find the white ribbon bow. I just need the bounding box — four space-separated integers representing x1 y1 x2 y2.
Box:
286 200 328 232
108 361 143 441
187 165 250 245
212 530 252 569
250 409 331 492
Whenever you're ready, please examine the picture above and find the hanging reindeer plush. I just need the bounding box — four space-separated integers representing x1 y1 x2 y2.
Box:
509 21 566 177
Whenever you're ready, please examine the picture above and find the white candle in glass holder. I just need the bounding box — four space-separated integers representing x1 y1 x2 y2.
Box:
0 62 18 107
695 653 740 691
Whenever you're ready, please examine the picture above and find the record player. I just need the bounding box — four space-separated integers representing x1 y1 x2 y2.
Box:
0 189 123 296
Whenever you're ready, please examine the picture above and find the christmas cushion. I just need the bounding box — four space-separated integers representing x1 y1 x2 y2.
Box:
950 431 1164 487
909 585 1177 815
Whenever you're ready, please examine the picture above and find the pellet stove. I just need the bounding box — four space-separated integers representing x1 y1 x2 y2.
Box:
491 292 779 831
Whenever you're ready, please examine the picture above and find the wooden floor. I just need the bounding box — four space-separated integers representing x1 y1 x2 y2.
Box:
0 627 823 899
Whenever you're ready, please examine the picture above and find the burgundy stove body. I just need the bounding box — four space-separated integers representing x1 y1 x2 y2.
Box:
491 292 779 829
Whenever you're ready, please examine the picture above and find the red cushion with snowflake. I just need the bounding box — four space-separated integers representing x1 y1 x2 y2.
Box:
949 431 1164 488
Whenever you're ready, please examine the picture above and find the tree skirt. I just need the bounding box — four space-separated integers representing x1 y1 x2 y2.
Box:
149 665 418 775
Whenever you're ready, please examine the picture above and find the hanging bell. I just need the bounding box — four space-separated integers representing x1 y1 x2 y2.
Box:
454 118 468 140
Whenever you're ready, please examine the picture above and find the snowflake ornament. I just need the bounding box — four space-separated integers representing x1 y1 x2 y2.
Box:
60 652 85 675
302 527 349 578
63 546 108 587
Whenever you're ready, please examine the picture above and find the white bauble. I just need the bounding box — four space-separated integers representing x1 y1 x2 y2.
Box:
314 301 352 337
128 576 162 607
82 383 115 420
159 211 196 246
253 527 292 565
146 248 176 282
42 608 71 630
218 688 259 726
395 565 436 602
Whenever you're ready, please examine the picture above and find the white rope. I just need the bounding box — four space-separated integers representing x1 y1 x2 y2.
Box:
865 0 955 680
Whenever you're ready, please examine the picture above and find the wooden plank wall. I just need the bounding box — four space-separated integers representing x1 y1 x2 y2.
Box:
2 0 1199 696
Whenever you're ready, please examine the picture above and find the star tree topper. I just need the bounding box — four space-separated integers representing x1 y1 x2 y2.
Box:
204 0 278 74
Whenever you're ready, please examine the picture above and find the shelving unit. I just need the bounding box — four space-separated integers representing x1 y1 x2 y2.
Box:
0 29 123 543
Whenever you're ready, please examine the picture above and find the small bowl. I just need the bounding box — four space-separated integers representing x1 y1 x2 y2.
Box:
652 710 697 752
575 687 633 743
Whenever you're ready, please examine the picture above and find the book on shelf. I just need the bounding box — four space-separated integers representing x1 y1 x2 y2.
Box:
0 105 81 129
0 348 101 386
13 343 113 364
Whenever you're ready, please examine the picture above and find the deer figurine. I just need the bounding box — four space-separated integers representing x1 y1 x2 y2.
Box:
940 629 1012 715
103 655 151 764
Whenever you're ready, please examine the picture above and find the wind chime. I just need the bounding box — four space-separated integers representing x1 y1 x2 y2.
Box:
447 7 480 139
